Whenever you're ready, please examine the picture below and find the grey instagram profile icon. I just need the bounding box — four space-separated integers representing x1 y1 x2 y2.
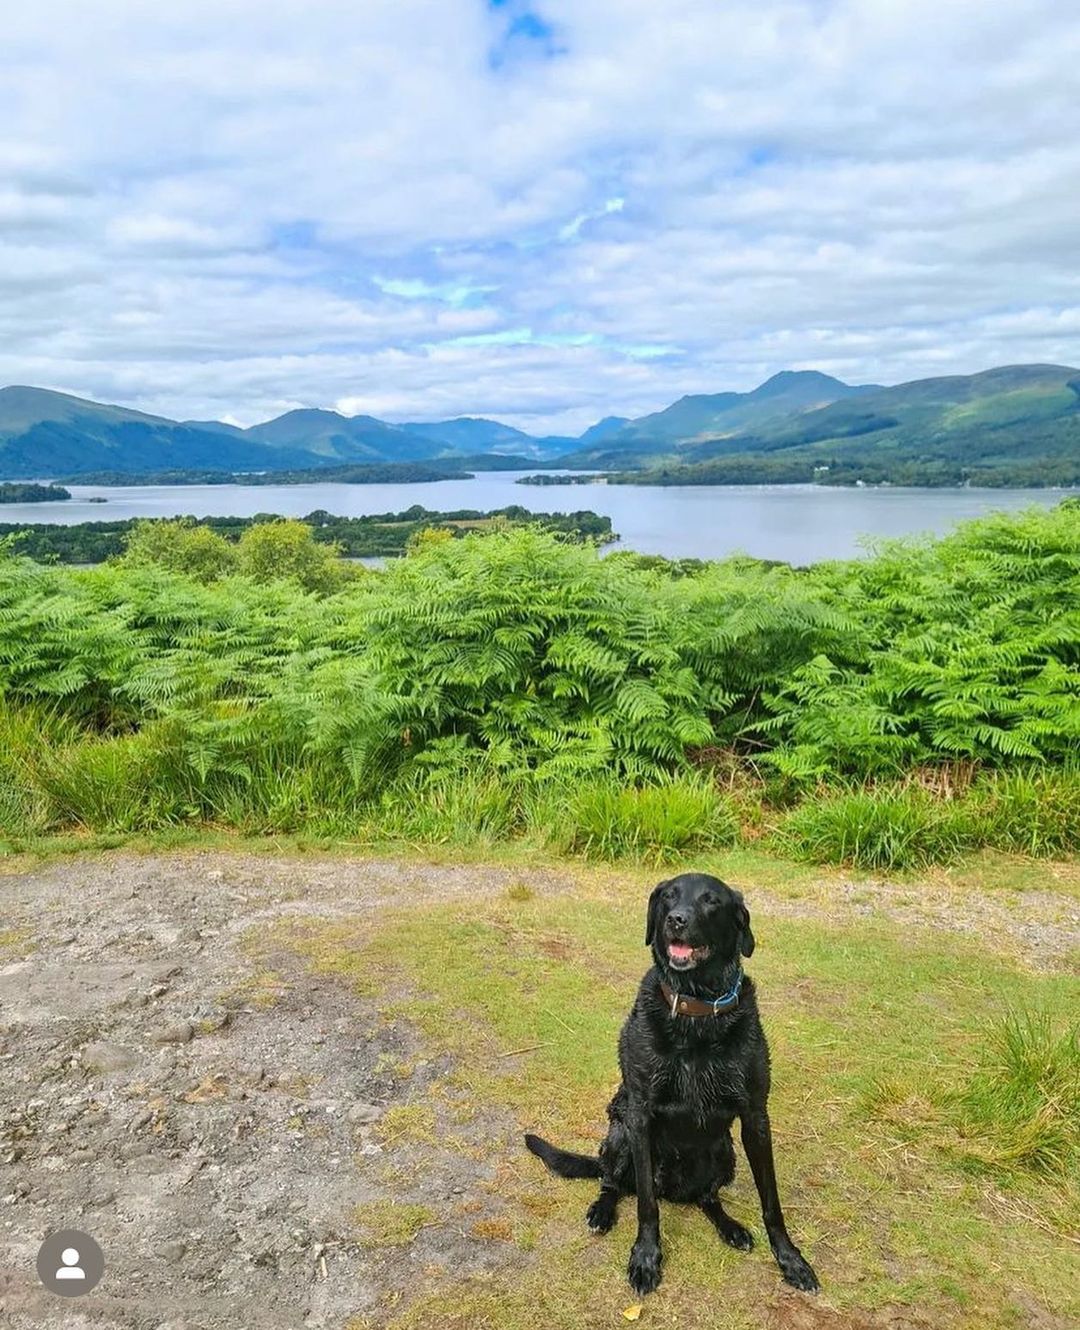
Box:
36 1229 105 1296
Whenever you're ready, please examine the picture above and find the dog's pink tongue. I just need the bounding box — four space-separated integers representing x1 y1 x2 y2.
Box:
668 942 694 961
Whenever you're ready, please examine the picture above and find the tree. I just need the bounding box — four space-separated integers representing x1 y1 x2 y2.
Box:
121 518 236 582
236 518 353 594
405 526 455 556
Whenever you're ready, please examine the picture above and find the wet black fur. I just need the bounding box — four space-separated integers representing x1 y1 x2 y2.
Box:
525 872 819 1297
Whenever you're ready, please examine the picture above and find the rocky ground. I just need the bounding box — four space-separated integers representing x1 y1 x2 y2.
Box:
0 852 576 1330
0 850 1076 1330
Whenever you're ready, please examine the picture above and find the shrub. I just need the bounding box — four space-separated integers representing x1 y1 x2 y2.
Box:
236 519 354 594
760 505 1080 777
121 518 236 582
1 508 1079 855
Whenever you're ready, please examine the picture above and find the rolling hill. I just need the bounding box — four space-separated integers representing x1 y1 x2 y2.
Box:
0 387 322 479
559 370 878 465
244 409 446 463
617 364 1080 486
3 365 1079 485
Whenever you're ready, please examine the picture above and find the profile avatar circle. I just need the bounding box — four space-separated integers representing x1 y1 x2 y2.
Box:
36 1229 105 1296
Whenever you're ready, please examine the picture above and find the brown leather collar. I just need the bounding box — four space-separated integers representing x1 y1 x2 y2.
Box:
660 973 742 1018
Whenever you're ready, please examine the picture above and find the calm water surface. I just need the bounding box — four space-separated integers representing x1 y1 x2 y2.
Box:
7 473 1070 563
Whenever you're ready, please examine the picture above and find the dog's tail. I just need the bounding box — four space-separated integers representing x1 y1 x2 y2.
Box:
524 1132 602 1179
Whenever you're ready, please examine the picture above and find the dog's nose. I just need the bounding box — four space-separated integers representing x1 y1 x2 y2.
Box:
667 910 688 933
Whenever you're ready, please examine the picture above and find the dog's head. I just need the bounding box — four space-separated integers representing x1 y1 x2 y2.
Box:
645 872 754 975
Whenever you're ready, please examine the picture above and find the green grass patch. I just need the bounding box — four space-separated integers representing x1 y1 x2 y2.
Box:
356 1200 437 1247
777 784 962 869
280 889 1079 1329
953 1009 1079 1177
777 770 1080 870
557 775 738 862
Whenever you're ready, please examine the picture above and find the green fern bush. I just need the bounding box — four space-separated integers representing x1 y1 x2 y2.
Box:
758 506 1080 777
1 505 1079 862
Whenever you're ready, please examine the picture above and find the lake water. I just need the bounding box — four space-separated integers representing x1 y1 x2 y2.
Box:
5 473 1070 563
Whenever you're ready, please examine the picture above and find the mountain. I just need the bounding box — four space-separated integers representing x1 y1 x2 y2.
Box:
181 419 247 436
403 417 597 459
684 364 1080 459
0 387 319 479
0 388 571 477
557 371 877 465
577 416 631 446
621 371 874 441
400 417 534 453
4 365 1078 485
617 365 1080 487
245 409 445 463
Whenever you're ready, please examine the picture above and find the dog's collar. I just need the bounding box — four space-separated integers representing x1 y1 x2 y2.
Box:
660 970 742 1018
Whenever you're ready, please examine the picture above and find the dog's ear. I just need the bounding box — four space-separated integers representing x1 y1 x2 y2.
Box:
735 893 755 957
645 880 669 947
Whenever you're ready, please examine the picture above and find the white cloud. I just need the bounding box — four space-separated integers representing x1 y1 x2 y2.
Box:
0 1 1077 432
558 195 625 242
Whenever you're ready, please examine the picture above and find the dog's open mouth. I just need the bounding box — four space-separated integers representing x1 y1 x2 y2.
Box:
665 941 711 970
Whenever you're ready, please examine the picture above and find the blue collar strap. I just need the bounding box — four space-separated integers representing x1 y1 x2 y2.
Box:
660 969 743 1018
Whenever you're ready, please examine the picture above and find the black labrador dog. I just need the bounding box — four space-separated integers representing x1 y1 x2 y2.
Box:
525 872 818 1296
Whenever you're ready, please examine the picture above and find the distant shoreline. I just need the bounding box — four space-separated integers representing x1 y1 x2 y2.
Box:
517 471 1080 491
0 506 615 564
0 482 71 503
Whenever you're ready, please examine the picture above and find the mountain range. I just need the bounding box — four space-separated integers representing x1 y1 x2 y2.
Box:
1 364 1077 485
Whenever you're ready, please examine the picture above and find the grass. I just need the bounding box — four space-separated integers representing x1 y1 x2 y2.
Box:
356 1200 437 1247
275 875 1079 1330
952 1009 1079 1177
377 1105 439 1147
0 926 31 957
778 784 966 869
560 775 738 861
8 742 1080 875
777 770 1080 870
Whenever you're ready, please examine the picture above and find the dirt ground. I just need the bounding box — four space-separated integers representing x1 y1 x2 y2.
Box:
0 853 580 1330
0 851 1076 1330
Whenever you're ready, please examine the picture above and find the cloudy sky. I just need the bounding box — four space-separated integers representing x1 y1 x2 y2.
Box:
2 1 1079 434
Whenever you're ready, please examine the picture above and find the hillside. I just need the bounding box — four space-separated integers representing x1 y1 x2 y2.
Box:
0 387 321 479
0 388 603 477
557 371 877 466
623 369 876 441
600 364 1080 486
5 365 1080 484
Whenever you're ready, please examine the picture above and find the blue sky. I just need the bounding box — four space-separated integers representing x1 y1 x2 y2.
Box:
1 1 1079 432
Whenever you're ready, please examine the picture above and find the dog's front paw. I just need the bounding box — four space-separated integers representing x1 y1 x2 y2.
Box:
627 1239 662 1295
777 1245 819 1292
586 1194 617 1234
718 1217 754 1251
